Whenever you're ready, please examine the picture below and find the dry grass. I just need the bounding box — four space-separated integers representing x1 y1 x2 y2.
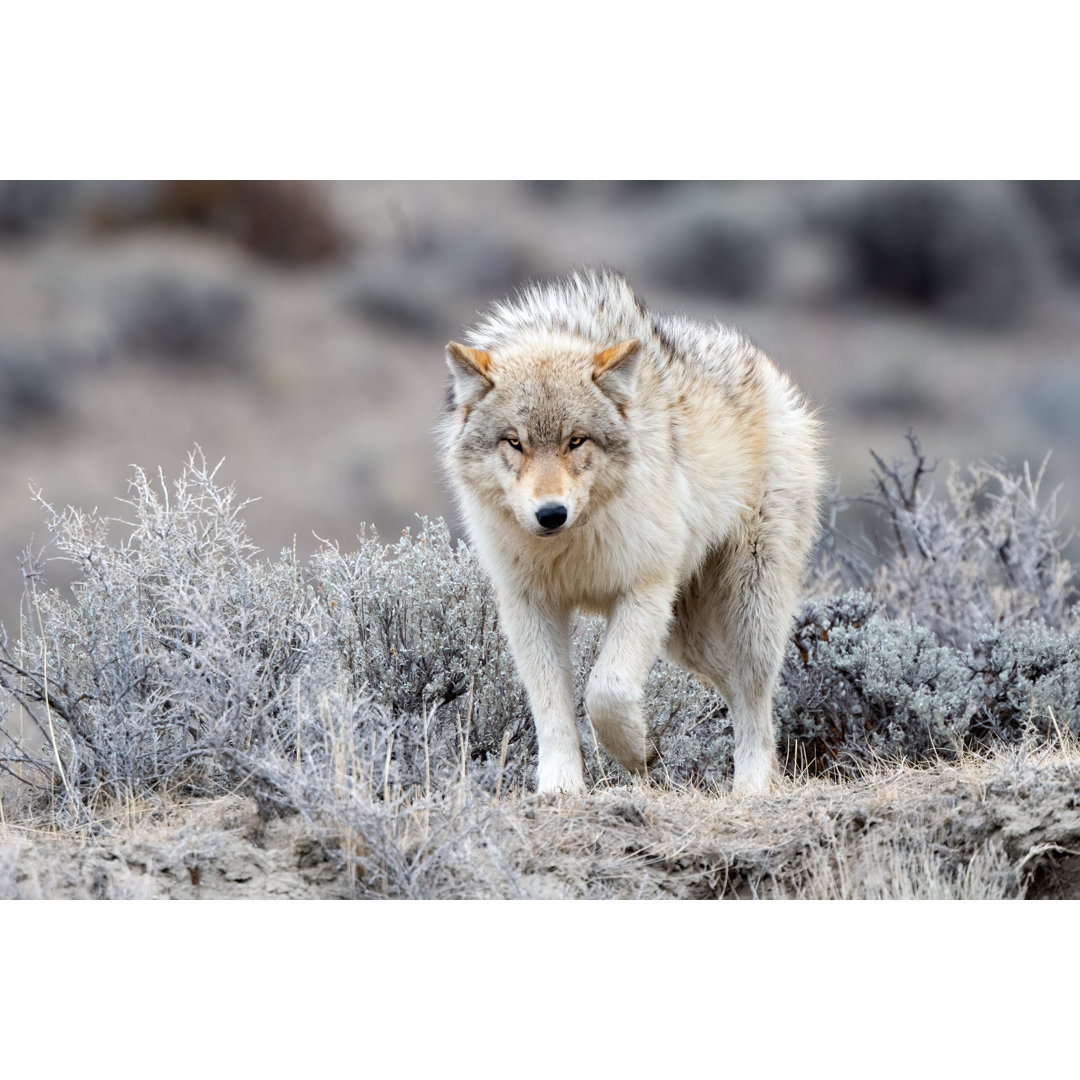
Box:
487 736 1080 900
4 735 1078 899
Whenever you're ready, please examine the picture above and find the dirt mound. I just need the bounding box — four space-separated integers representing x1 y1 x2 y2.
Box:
4 746 1078 899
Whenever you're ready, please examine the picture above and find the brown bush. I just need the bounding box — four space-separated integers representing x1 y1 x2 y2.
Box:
97 180 352 265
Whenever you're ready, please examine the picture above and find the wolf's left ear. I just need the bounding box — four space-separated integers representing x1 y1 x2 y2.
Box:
446 342 494 407
592 339 641 406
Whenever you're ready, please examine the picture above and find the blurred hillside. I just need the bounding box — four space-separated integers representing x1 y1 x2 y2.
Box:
2 180 1079 632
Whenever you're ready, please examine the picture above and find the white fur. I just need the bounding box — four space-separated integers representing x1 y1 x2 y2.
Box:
440 270 825 795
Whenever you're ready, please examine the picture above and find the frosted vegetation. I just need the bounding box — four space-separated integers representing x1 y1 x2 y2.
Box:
1 436 1077 883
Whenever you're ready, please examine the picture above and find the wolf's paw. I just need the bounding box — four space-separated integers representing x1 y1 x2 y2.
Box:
536 757 586 796
585 675 650 774
732 758 780 797
534 789 584 810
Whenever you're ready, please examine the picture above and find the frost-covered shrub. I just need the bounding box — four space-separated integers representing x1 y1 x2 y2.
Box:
309 520 535 780
641 657 731 788
965 623 1080 743
0 453 315 821
779 591 973 775
826 433 1078 647
790 589 883 658
2 442 1077 829
0 465 543 822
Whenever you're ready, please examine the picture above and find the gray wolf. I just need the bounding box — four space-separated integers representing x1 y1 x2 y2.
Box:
440 269 824 795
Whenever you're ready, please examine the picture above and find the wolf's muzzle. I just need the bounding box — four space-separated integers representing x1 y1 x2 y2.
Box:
535 503 568 531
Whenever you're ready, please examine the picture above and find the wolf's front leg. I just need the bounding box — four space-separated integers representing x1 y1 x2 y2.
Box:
585 580 676 774
497 592 584 794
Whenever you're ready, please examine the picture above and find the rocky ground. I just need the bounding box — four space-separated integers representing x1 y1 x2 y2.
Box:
4 741 1078 899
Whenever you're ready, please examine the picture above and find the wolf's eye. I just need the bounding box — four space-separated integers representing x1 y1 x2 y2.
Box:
505 436 523 451
568 436 587 449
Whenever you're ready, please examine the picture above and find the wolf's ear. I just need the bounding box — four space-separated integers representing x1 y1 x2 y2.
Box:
446 342 494 407
592 339 641 405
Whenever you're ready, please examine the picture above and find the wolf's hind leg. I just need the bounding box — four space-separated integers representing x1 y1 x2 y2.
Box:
585 580 676 775
497 592 584 794
669 541 796 795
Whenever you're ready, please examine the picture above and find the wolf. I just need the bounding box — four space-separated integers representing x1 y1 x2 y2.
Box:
440 269 825 795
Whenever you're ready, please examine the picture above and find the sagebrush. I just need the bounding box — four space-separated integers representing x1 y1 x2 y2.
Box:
1 442 1077 845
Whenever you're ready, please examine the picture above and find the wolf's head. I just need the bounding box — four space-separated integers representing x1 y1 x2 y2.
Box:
443 336 640 537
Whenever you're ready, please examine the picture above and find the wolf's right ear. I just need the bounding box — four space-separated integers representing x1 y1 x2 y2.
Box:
446 342 494 407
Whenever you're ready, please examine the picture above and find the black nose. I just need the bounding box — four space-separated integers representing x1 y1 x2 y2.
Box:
535 503 568 530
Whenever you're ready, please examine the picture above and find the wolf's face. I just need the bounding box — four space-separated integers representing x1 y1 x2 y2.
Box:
444 339 639 538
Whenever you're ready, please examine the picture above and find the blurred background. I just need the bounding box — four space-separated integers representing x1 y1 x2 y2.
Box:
2 179 1079 634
